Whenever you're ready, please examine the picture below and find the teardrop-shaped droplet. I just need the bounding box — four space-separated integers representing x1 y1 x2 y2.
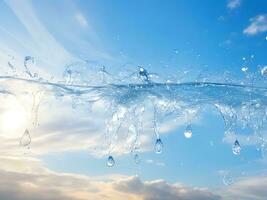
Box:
184 124 193 139
107 155 115 167
20 129 31 147
154 138 163 154
232 140 241 155
134 153 141 164
24 56 35 77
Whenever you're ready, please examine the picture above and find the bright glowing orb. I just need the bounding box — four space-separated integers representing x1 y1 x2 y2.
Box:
0 108 28 136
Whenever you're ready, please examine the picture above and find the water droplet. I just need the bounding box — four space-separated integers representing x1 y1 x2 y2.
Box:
134 153 141 164
242 57 246 61
24 56 35 77
139 67 149 82
107 156 115 167
241 67 248 73
223 172 234 186
184 124 193 139
261 66 267 77
154 138 163 154
265 36 267 41
232 140 241 155
20 129 31 147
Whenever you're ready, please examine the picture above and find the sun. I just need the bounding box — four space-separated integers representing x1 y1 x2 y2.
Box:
0 107 28 137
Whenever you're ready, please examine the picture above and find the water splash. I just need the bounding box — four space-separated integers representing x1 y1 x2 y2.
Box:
1 56 267 163
24 56 37 78
19 129 31 147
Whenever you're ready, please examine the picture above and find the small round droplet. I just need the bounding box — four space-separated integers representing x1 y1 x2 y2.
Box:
241 67 248 73
134 153 141 164
154 138 163 154
107 156 115 167
20 129 31 147
232 140 241 155
184 124 193 139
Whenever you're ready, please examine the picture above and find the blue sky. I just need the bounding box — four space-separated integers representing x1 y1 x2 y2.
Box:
0 0 267 200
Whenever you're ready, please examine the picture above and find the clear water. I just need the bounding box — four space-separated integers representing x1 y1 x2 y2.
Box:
1 56 267 165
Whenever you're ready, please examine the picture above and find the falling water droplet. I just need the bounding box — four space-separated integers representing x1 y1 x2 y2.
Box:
24 56 36 77
107 155 115 167
154 138 163 154
20 129 31 147
134 153 141 164
184 124 193 139
232 140 241 155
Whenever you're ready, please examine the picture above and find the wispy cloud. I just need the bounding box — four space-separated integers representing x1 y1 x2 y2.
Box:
227 0 242 10
243 14 267 35
75 13 88 28
222 176 267 200
5 0 75 76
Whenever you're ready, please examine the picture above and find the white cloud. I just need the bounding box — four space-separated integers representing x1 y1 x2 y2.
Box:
227 0 241 10
243 14 267 35
1 156 267 200
114 176 220 200
75 13 88 28
221 176 267 200
0 157 220 200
